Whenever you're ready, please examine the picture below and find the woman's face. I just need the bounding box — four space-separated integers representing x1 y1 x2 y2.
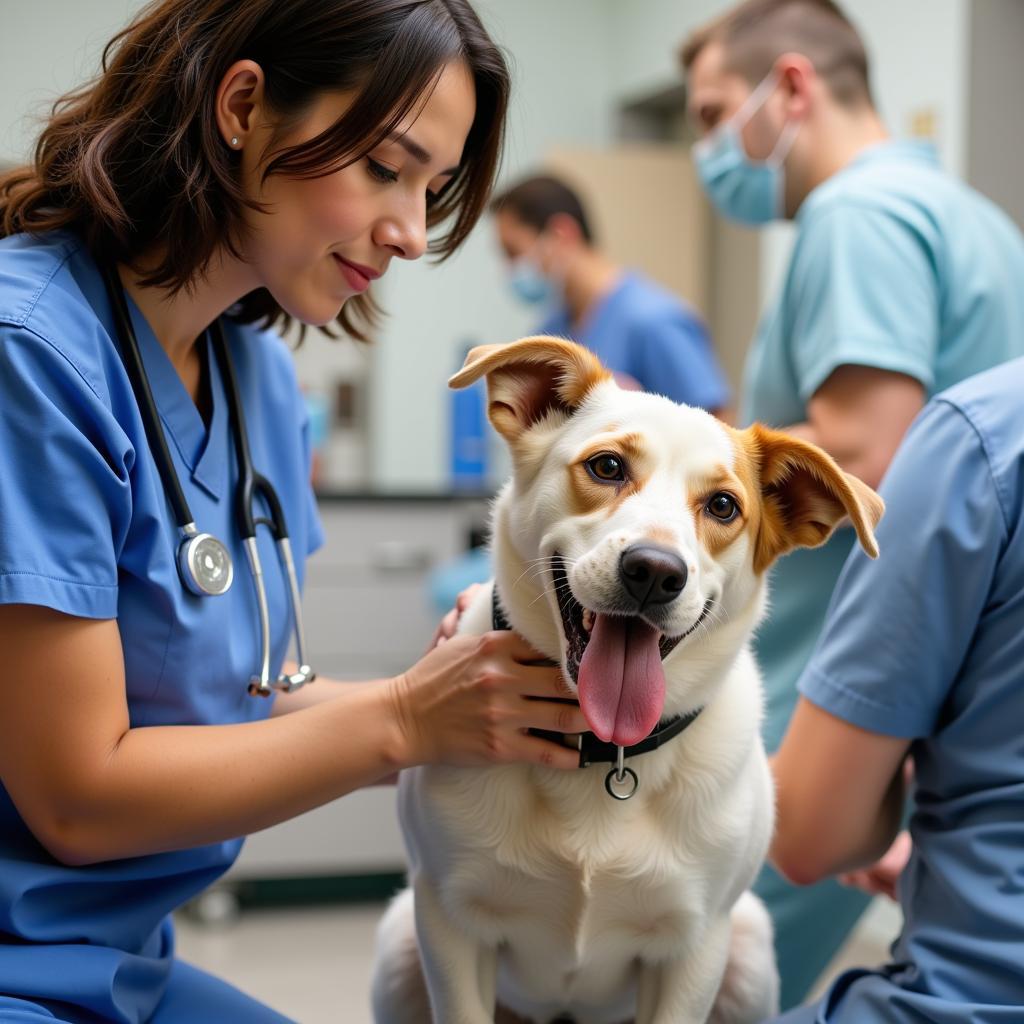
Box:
235 60 476 326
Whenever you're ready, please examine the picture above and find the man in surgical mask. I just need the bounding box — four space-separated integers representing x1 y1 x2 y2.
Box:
681 0 1024 1010
490 173 730 416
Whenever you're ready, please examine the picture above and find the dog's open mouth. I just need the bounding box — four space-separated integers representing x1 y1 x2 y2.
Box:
552 556 710 747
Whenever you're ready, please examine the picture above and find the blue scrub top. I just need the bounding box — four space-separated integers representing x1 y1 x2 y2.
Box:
741 140 1024 752
539 271 730 411
0 231 323 1022
787 357 1024 1022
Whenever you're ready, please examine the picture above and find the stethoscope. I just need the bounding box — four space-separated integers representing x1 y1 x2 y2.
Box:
101 264 315 697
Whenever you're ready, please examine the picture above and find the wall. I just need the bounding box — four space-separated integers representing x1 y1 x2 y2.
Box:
0 1 139 161
966 0 1024 231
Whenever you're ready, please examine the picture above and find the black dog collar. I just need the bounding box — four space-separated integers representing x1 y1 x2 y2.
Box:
492 587 702 769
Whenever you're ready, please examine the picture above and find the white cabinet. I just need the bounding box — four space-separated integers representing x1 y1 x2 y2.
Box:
229 494 489 880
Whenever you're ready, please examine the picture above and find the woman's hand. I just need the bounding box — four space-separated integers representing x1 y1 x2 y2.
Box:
389 630 587 771
838 830 912 900
428 582 485 651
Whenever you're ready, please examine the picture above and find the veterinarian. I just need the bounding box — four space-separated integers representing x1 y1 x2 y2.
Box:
765 355 1024 1022
491 172 731 415
681 0 1024 1005
0 2 591 1021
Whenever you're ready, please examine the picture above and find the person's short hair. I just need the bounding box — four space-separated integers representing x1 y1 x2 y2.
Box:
490 174 594 245
0 0 510 342
680 0 873 109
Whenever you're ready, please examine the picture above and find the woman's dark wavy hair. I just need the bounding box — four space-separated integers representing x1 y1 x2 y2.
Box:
0 0 510 341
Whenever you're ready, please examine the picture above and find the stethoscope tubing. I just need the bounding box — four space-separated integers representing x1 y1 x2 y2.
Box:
101 262 315 696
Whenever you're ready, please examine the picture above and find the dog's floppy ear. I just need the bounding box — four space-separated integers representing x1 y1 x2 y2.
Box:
742 423 884 573
449 336 612 443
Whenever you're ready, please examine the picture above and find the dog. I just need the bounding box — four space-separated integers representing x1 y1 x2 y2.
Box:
371 337 883 1024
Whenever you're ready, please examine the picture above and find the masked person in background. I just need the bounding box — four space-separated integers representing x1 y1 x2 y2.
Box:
681 0 1024 1009
491 173 731 416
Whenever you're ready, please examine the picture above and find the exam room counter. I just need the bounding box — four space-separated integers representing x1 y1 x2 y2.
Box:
223 490 491 896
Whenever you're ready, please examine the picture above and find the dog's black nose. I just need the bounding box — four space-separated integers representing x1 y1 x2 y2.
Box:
619 544 688 609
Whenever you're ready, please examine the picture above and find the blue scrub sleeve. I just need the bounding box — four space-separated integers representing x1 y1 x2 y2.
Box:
799 398 1005 737
632 312 731 411
788 203 940 402
0 325 132 618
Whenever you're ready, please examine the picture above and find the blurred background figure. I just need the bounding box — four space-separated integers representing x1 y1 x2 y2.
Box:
681 0 1024 1009
491 173 731 416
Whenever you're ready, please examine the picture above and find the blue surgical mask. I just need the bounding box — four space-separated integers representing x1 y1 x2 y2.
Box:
508 257 556 306
692 70 801 226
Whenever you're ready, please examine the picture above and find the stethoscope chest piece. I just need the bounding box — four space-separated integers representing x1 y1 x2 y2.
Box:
179 530 234 596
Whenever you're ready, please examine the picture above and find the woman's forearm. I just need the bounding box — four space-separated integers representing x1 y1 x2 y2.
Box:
3 607 585 868
51 679 405 865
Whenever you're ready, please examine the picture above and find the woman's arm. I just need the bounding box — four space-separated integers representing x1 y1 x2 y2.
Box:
770 697 910 886
0 603 587 867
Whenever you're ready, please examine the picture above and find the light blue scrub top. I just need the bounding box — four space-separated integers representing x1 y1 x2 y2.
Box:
741 140 1024 753
0 231 323 1022
788 357 1024 1022
539 271 730 411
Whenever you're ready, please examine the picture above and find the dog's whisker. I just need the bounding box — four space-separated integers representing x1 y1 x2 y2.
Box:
508 557 580 593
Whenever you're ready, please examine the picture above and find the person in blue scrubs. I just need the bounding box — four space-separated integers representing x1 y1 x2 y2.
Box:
682 0 1024 1004
0 4 591 1023
490 173 731 415
766 355 1024 1022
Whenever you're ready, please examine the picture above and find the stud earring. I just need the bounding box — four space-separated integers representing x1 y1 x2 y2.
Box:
230 137 239 148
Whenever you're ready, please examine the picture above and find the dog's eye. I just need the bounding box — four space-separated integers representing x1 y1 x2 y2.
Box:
586 453 625 483
706 492 739 522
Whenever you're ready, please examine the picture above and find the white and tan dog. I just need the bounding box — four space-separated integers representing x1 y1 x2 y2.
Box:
372 338 883 1024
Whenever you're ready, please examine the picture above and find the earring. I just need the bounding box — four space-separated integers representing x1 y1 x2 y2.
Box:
230 136 239 148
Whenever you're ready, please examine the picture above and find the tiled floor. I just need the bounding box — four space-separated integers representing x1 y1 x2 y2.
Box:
174 894 903 1023
175 902 383 1024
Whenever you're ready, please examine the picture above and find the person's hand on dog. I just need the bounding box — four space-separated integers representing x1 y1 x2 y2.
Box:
390 629 588 771
428 582 484 651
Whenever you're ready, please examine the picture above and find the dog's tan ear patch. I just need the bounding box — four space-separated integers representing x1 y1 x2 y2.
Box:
740 424 884 574
449 336 612 443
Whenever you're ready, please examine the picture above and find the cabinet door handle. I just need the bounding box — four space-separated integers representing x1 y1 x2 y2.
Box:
370 541 433 573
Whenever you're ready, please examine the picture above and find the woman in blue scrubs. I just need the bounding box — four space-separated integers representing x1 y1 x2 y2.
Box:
0 3 589 1022
767 357 1024 1021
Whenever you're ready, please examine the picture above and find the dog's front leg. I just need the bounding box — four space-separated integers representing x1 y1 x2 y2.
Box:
635 915 732 1024
414 875 497 1024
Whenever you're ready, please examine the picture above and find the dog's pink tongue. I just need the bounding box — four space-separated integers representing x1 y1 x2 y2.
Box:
577 614 665 747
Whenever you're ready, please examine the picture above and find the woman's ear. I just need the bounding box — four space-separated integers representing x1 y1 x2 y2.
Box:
449 336 611 444
215 59 266 150
742 423 885 573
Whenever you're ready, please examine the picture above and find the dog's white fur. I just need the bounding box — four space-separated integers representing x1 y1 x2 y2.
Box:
372 338 883 1024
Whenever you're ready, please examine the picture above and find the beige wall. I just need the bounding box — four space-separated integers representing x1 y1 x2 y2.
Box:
966 0 1024 231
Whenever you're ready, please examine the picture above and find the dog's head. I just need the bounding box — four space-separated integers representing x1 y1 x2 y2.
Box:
451 337 883 747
